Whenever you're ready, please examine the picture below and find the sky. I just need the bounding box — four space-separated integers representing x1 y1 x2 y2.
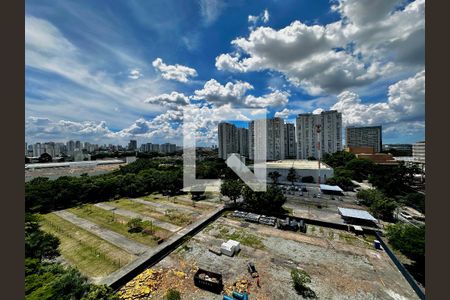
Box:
25 0 425 146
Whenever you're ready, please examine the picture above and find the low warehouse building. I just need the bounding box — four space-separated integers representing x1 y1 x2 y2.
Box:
338 207 378 227
252 160 334 184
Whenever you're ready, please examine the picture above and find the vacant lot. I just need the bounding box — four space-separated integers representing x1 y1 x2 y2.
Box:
40 213 136 281
119 216 419 300
40 193 222 284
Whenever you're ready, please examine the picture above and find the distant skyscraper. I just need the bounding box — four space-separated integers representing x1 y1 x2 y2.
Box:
346 126 382 153
296 110 342 159
33 142 43 157
25 142 28 156
249 117 285 161
284 123 296 158
218 122 238 159
128 140 137 151
160 143 176 153
67 140 75 155
75 140 81 150
237 127 249 157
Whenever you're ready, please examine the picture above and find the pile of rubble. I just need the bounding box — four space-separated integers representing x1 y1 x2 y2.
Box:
117 268 163 299
224 278 252 295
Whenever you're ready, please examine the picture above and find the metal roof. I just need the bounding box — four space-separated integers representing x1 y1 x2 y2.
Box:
338 207 377 222
320 184 344 192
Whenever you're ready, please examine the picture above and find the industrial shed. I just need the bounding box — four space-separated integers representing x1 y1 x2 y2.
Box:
320 184 344 195
338 207 378 226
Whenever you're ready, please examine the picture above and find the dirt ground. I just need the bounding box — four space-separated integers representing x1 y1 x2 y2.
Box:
117 216 419 300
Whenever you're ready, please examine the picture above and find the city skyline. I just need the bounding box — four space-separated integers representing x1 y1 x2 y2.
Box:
26 0 425 145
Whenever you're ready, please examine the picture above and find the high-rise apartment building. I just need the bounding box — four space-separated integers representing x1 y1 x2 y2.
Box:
66 140 75 155
249 118 285 161
296 110 342 159
160 143 176 153
237 127 249 157
346 126 382 153
218 122 238 159
128 140 137 151
412 141 425 163
284 123 296 158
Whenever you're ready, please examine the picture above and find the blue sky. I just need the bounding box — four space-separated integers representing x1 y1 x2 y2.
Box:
25 0 425 146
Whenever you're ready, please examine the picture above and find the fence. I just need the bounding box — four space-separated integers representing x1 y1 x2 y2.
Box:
374 231 425 300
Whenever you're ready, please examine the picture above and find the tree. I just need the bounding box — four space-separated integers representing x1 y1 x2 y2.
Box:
81 285 118 300
323 151 356 168
220 180 243 206
326 176 354 191
268 171 282 185
25 214 60 260
386 223 425 261
163 288 181 300
127 218 144 233
369 197 397 221
241 185 286 213
291 269 316 298
287 168 299 186
344 158 374 182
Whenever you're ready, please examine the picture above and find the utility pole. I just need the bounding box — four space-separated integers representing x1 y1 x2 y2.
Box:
315 124 322 186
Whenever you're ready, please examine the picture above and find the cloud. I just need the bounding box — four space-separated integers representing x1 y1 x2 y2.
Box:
199 0 225 25
244 90 289 108
152 58 198 82
192 79 254 106
216 0 424 95
192 78 289 108
274 108 290 119
145 92 190 108
330 70 424 134
128 69 142 79
248 9 270 27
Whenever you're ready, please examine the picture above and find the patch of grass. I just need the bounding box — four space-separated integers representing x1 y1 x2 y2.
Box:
68 205 169 247
40 213 136 278
214 226 265 249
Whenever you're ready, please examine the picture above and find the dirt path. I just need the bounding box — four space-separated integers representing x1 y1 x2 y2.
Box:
54 210 148 255
94 203 182 232
131 198 199 215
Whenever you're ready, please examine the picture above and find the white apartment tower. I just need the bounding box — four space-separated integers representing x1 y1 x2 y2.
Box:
249 118 285 161
296 110 342 159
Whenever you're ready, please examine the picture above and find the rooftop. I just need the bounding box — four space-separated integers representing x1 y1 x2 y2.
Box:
254 159 332 170
320 184 344 192
338 207 377 222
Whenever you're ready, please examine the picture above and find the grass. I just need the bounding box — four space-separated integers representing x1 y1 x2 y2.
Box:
40 213 136 278
68 204 170 247
213 225 265 249
141 194 211 211
110 199 195 227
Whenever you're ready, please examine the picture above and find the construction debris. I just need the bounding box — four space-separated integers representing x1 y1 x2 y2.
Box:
117 268 163 299
224 278 252 296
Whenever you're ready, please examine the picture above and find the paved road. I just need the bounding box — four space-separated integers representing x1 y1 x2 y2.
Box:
94 202 182 232
54 210 149 255
131 198 199 215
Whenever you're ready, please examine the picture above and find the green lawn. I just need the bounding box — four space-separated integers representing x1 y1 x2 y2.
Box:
68 205 170 246
40 213 136 278
110 199 195 227
211 224 265 249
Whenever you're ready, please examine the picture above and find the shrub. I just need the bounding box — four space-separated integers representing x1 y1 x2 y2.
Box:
163 288 181 300
291 269 316 298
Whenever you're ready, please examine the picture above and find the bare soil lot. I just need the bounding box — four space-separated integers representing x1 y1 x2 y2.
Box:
118 216 418 300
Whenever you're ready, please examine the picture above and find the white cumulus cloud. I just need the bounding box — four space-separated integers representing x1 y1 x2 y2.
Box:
152 58 198 82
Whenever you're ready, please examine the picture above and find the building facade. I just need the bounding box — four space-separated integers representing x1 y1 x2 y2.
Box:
249 118 285 161
296 110 342 159
346 126 382 153
218 122 238 159
128 140 137 151
237 127 249 157
284 123 296 158
412 141 425 163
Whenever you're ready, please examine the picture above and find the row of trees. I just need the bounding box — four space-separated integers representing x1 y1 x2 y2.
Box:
26 159 184 213
25 214 117 299
220 179 287 214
